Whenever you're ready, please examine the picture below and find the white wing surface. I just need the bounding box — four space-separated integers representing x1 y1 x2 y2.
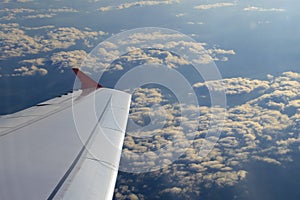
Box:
0 70 131 200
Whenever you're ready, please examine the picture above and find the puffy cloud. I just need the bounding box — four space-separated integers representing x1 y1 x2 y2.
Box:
243 6 285 12
208 48 235 55
98 6 113 12
114 48 190 70
42 27 105 50
1 49 89 77
19 58 46 66
0 23 102 77
84 31 235 74
12 66 47 76
0 24 107 60
50 50 88 71
0 24 42 58
193 77 269 95
159 187 183 197
283 71 300 79
194 3 236 10
251 156 281 165
207 48 236 62
248 72 300 113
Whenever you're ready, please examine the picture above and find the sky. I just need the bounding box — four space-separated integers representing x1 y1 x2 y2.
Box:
1 0 300 199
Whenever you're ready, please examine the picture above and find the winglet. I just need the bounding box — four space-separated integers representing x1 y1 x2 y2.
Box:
73 68 102 95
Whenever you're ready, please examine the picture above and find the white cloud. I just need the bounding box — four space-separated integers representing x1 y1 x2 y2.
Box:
19 58 46 66
98 6 113 12
193 77 269 95
252 156 281 165
175 13 185 17
194 3 236 10
243 6 285 12
22 25 55 31
51 50 88 71
0 24 107 60
85 31 234 73
24 13 56 19
48 8 79 13
187 21 204 25
13 66 47 76
0 7 77 21
98 0 181 12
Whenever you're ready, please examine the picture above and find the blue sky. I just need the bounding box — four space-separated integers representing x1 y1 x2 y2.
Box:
1 0 298 114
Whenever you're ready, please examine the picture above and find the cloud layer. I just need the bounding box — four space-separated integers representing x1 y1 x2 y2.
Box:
114 71 300 199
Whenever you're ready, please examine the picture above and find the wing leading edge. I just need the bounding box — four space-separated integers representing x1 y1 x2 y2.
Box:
0 69 131 200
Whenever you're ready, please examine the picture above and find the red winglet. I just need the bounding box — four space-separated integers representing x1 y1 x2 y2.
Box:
73 68 102 95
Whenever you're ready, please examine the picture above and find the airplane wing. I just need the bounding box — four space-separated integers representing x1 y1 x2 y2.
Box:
0 69 131 200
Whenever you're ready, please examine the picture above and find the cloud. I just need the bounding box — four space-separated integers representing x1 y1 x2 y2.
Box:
193 77 269 95
114 71 300 198
159 187 183 197
21 25 55 31
98 0 181 12
0 23 42 58
207 48 236 62
0 8 35 13
1 48 90 77
194 3 236 10
251 156 281 165
175 13 186 18
47 8 79 13
243 6 285 12
114 48 191 70
24 13 56 19
50 50 88 71
1 0 33 2
42 27 106 50
0 7 77 21
19 58 46 66
0 24 107 60
12 66 47 76
187 21 204 25
208 48 235 55
98 6 114 12
84 31 234 74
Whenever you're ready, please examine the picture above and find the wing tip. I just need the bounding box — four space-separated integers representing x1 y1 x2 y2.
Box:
72 68 102 95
